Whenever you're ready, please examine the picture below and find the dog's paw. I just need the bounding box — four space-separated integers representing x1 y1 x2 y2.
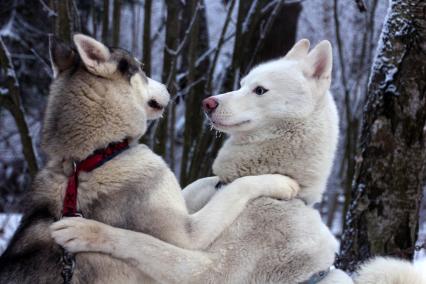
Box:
238 174 300 200
263 174 300 200
279 175 300 199
50 217 111 253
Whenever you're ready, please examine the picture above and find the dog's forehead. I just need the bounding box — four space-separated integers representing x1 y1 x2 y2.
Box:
110 48 147 80
245 60 300 83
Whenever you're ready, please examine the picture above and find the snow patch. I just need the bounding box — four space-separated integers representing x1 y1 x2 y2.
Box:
0 87 8 95
0 213 22 255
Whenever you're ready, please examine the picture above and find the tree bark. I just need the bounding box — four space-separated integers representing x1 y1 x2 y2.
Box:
338 0 426 272
179 0 210 185
112 0 121 46
54 0 73 43
142 0 152 76
153 0 183 158
102 0 110 44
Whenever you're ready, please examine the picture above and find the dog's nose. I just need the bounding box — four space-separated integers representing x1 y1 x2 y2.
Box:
148 99 164 110
202 97 219 114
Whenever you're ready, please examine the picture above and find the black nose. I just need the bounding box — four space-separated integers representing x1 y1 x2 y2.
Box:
148 99 164 110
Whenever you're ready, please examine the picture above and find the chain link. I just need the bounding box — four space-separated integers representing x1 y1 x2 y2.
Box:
61 248 76 284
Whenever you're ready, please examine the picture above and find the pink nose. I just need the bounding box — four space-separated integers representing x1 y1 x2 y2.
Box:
202 97 219 114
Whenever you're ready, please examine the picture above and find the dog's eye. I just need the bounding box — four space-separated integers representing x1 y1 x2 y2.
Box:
254 86 268 96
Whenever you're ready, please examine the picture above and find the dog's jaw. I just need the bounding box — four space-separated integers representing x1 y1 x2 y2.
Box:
209 118 252 133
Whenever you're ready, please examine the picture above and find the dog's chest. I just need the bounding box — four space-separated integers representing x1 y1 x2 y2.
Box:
213 135 328 190
214 142 303 180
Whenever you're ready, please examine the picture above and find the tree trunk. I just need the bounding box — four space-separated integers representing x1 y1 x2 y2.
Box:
142 0 152 76
112 0 121 46
338 0 426 272
102 0 110 44
54 0 73 43
179 0 210 185
153 0 183 158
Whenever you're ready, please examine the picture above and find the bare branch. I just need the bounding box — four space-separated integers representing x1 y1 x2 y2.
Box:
0 37 38 178
246 0 283 71
39 0 57 17
205 0 236 94
164 2 202 57
354 0 367 12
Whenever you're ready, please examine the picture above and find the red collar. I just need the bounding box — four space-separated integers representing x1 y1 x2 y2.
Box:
62 139 129 217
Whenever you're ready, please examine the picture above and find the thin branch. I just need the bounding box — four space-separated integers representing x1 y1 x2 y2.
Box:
151 15 166 43
242 0 259 34
246 0 283 71
39 0 57 17
0 37 38 178
176 32 235 81
164 2 202 57
354 0 367 12
19 40 52 78
205 0 236 94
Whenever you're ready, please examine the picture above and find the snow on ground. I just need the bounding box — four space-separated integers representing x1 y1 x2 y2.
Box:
0 213 22 255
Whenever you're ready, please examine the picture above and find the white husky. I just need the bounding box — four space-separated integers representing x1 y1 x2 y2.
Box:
51 39 341 283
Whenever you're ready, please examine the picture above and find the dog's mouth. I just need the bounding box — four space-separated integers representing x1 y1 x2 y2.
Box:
148 99 166 111
210 119 251 129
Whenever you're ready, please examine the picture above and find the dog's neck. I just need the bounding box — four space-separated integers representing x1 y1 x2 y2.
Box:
213 122 306 184
228 119 307 145
212 102 331 185
41 73 147 162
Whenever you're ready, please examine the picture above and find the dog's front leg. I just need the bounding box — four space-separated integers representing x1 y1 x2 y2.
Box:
186 174 300 250
182 176 219 213
50 218 214 284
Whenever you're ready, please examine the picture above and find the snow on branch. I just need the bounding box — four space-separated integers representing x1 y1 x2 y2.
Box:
0 37 20 101
39 0 57 17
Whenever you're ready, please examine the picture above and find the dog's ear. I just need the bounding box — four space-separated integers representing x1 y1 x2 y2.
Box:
73 34 114 76
284 39 310 60
303 40 332 80
49 35 76 78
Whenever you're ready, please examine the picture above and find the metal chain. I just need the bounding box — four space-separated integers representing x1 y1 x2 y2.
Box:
61 248 76 284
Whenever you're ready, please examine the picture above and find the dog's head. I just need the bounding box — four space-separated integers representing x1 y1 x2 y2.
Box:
42 34 169 160
203 39 332 134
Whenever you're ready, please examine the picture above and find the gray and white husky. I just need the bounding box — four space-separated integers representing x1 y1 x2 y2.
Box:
0 34 299 283
51 39 343 283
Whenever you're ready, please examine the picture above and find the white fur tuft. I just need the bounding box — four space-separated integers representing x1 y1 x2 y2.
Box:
354 257 426 284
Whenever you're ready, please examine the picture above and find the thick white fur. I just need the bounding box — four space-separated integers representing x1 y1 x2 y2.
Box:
50 39 341 283
352 257 426 284
319 269 354 284
209 40 338 204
